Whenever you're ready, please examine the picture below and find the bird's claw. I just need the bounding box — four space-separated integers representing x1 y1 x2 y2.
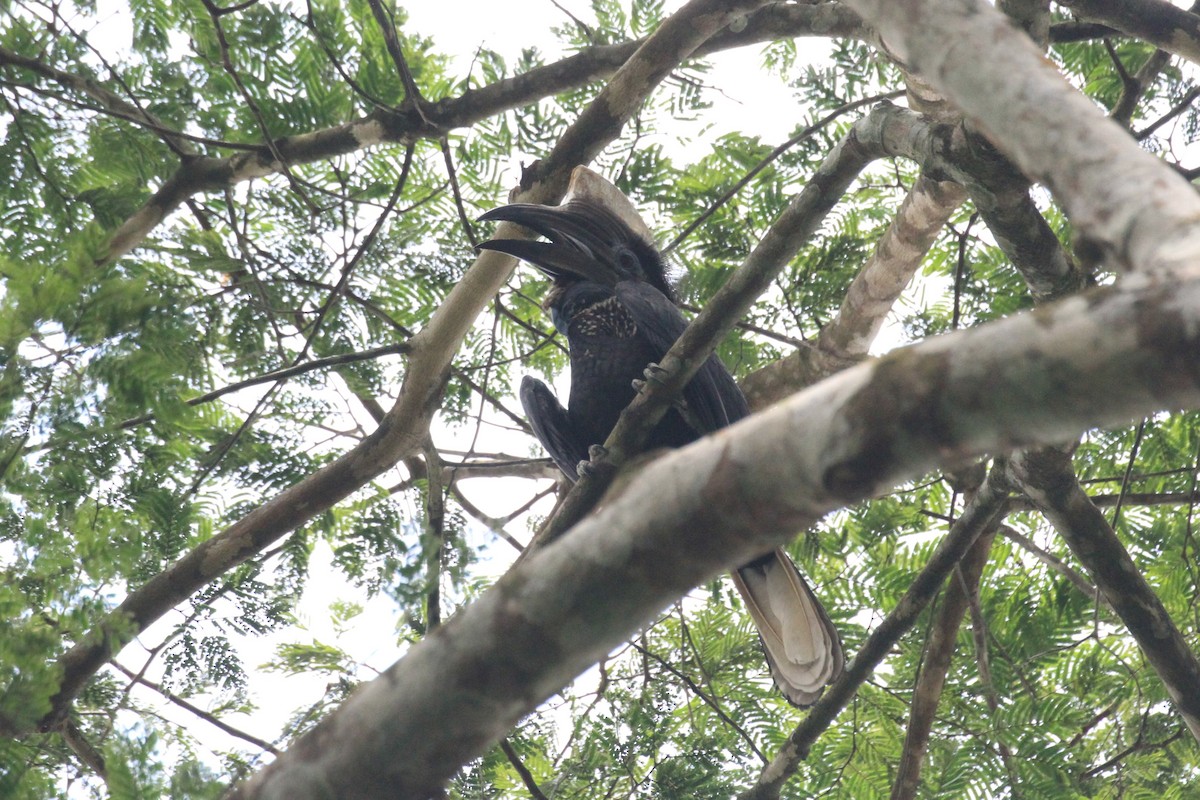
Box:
576 445 610 479
643 362 669 385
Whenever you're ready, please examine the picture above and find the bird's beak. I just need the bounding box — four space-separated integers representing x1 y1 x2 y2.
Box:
476 201 624 285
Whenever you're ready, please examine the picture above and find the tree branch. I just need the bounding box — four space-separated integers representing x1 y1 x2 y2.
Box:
60 720 107 781
87 2 862 262
742 174 965 409
891 528 997 800
1007 447 1200 743
741 99 1080 410
845 0 1200 274
0 45 197 156
112 662 281 755
962 552 1022 793
663 89 903 254
1058 0 1200 65
498 738 550 800
999 525 1108 610
222 266 1200 799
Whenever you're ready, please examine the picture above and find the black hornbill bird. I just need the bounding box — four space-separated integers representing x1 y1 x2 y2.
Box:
478 195 843 706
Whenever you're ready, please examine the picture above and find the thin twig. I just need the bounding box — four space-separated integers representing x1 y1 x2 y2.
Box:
112 662 281 755
498 738 551 800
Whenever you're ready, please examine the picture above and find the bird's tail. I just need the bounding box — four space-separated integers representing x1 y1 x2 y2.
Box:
732 548 843 707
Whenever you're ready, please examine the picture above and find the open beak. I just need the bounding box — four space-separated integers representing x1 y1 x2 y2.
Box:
476 201 626 286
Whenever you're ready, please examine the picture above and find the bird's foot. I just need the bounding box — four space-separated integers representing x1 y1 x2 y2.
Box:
576 444 610 479
643 362 669 384
633 362 670 393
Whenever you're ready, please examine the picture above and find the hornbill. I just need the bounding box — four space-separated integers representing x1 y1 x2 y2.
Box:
478 188 843 706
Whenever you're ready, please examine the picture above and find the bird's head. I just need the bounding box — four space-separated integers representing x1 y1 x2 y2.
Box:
477 198 676 305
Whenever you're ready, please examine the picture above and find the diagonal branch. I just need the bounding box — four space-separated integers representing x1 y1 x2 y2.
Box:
999 525 1108 611
864 103 1083 300
663 89 904 254
891 528 998 800
223 265 1200 799
1007 447 1200 743
365 0 429 112
742 174 966 409
498 738 550 800
112 662 281 755
0 45 197 156
1058 0 1200 65
962 547 1022 793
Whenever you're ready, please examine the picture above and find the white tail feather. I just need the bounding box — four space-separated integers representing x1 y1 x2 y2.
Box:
732 548 844 707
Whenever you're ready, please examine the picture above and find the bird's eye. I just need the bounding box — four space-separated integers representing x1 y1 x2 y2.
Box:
616 248 641 276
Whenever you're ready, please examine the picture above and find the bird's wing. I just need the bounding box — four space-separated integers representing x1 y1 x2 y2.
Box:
519 375 589 482
615 281 750 432
732 549 844 707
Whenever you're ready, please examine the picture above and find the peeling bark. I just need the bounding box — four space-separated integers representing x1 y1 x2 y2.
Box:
845 0 1200 274
742 175 965 409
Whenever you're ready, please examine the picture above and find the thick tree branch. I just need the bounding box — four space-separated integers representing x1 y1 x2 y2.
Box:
1007 447 1200 743
742 100 1079 410
866 104 1084 299
226 267 1200 799
819 176 966 358
845 0 1200 274
1050 21 1121 43
1058 0 1200 65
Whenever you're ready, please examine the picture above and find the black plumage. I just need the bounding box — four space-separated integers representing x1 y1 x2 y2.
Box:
478 195 843 706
